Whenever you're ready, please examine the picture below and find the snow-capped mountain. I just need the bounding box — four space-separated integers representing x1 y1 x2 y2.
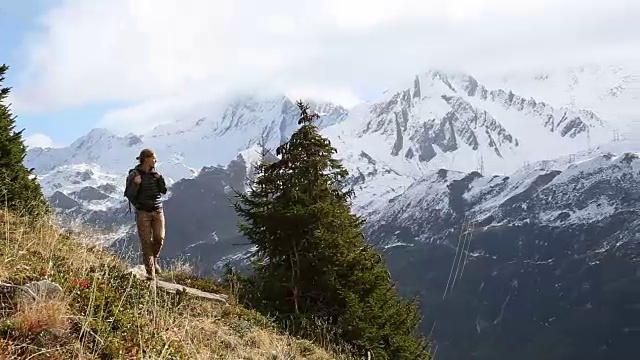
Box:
368 140 640 246
24 62 640 262
477 62 640 138
26 64 638 219
328 69 607 178
26 95 348 195
364 146 640 360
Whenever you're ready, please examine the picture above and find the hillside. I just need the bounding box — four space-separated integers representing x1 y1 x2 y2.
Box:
0 210 353 360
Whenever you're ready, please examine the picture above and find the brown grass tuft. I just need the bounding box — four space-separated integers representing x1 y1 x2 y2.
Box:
12 299 70 336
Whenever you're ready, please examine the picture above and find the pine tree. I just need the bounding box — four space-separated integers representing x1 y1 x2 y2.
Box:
233 101 431 359
0 64 49 216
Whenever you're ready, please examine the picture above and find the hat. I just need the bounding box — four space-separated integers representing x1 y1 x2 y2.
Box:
136 148 155 161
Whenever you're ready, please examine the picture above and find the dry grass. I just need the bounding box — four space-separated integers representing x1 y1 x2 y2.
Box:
12 299 70 336
0 209 355 360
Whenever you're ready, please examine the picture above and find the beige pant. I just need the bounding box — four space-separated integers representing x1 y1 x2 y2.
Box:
136 209 165 275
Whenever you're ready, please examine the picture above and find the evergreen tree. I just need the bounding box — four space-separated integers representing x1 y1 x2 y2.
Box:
0 64 49 216
233 101 431 359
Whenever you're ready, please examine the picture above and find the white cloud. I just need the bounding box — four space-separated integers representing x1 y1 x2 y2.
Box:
24 133 62 149
98 85 363 135
10 0 640 134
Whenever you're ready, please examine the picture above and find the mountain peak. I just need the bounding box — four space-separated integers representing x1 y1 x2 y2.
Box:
70 128 119 149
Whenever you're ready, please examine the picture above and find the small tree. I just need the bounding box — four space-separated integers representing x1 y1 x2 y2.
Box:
234 101 430 359
0 64 49 216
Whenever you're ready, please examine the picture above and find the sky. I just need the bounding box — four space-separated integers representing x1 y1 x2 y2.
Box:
1 0 639 149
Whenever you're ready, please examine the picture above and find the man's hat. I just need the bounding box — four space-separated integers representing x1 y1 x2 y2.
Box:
136 148 155 161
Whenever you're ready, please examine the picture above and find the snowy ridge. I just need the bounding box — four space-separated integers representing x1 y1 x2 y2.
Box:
370 144 640 246
476 63 640 138
332 69 610 178
26 97 348 193
37 163 121 197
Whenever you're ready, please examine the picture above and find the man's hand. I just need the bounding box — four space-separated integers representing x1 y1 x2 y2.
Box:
134 175 142 184
154 173 161 179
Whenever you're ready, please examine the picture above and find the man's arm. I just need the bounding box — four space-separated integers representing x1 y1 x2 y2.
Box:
156 174 168 194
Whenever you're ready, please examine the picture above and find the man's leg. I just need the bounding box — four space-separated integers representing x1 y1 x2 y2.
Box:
151 209 165 273
136 210 154 278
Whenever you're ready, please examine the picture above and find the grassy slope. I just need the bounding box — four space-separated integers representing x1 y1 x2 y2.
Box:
0 210 353 360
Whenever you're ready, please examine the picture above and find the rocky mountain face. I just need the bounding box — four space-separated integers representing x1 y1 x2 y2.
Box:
324 70 609 187
25 64 640 360
364 147 640 360
364 71 602 166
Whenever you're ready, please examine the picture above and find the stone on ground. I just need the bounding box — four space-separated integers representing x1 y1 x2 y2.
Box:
128 265 228 305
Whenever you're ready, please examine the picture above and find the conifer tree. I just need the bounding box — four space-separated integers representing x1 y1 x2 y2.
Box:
234 101 430 359
0 64 49 216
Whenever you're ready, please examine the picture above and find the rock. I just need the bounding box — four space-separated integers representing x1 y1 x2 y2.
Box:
13 280 63 305
128 265 229 305
154 280 229 304
128 264 148 279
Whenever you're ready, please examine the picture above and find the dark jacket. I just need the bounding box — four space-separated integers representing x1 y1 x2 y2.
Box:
124 165 167 212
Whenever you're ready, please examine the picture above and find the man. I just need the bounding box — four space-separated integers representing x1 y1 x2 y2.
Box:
124 148 167 280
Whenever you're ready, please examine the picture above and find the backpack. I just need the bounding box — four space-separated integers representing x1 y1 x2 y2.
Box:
124 168 139 214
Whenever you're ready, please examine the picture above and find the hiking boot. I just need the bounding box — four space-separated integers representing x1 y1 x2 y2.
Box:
154 260 162 275
145 266 156 281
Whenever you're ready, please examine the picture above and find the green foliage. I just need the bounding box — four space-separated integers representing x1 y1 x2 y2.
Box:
0 64 49 217
233 101 431 359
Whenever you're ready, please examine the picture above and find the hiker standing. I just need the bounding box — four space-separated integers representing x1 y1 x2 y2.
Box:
124 148 167 280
